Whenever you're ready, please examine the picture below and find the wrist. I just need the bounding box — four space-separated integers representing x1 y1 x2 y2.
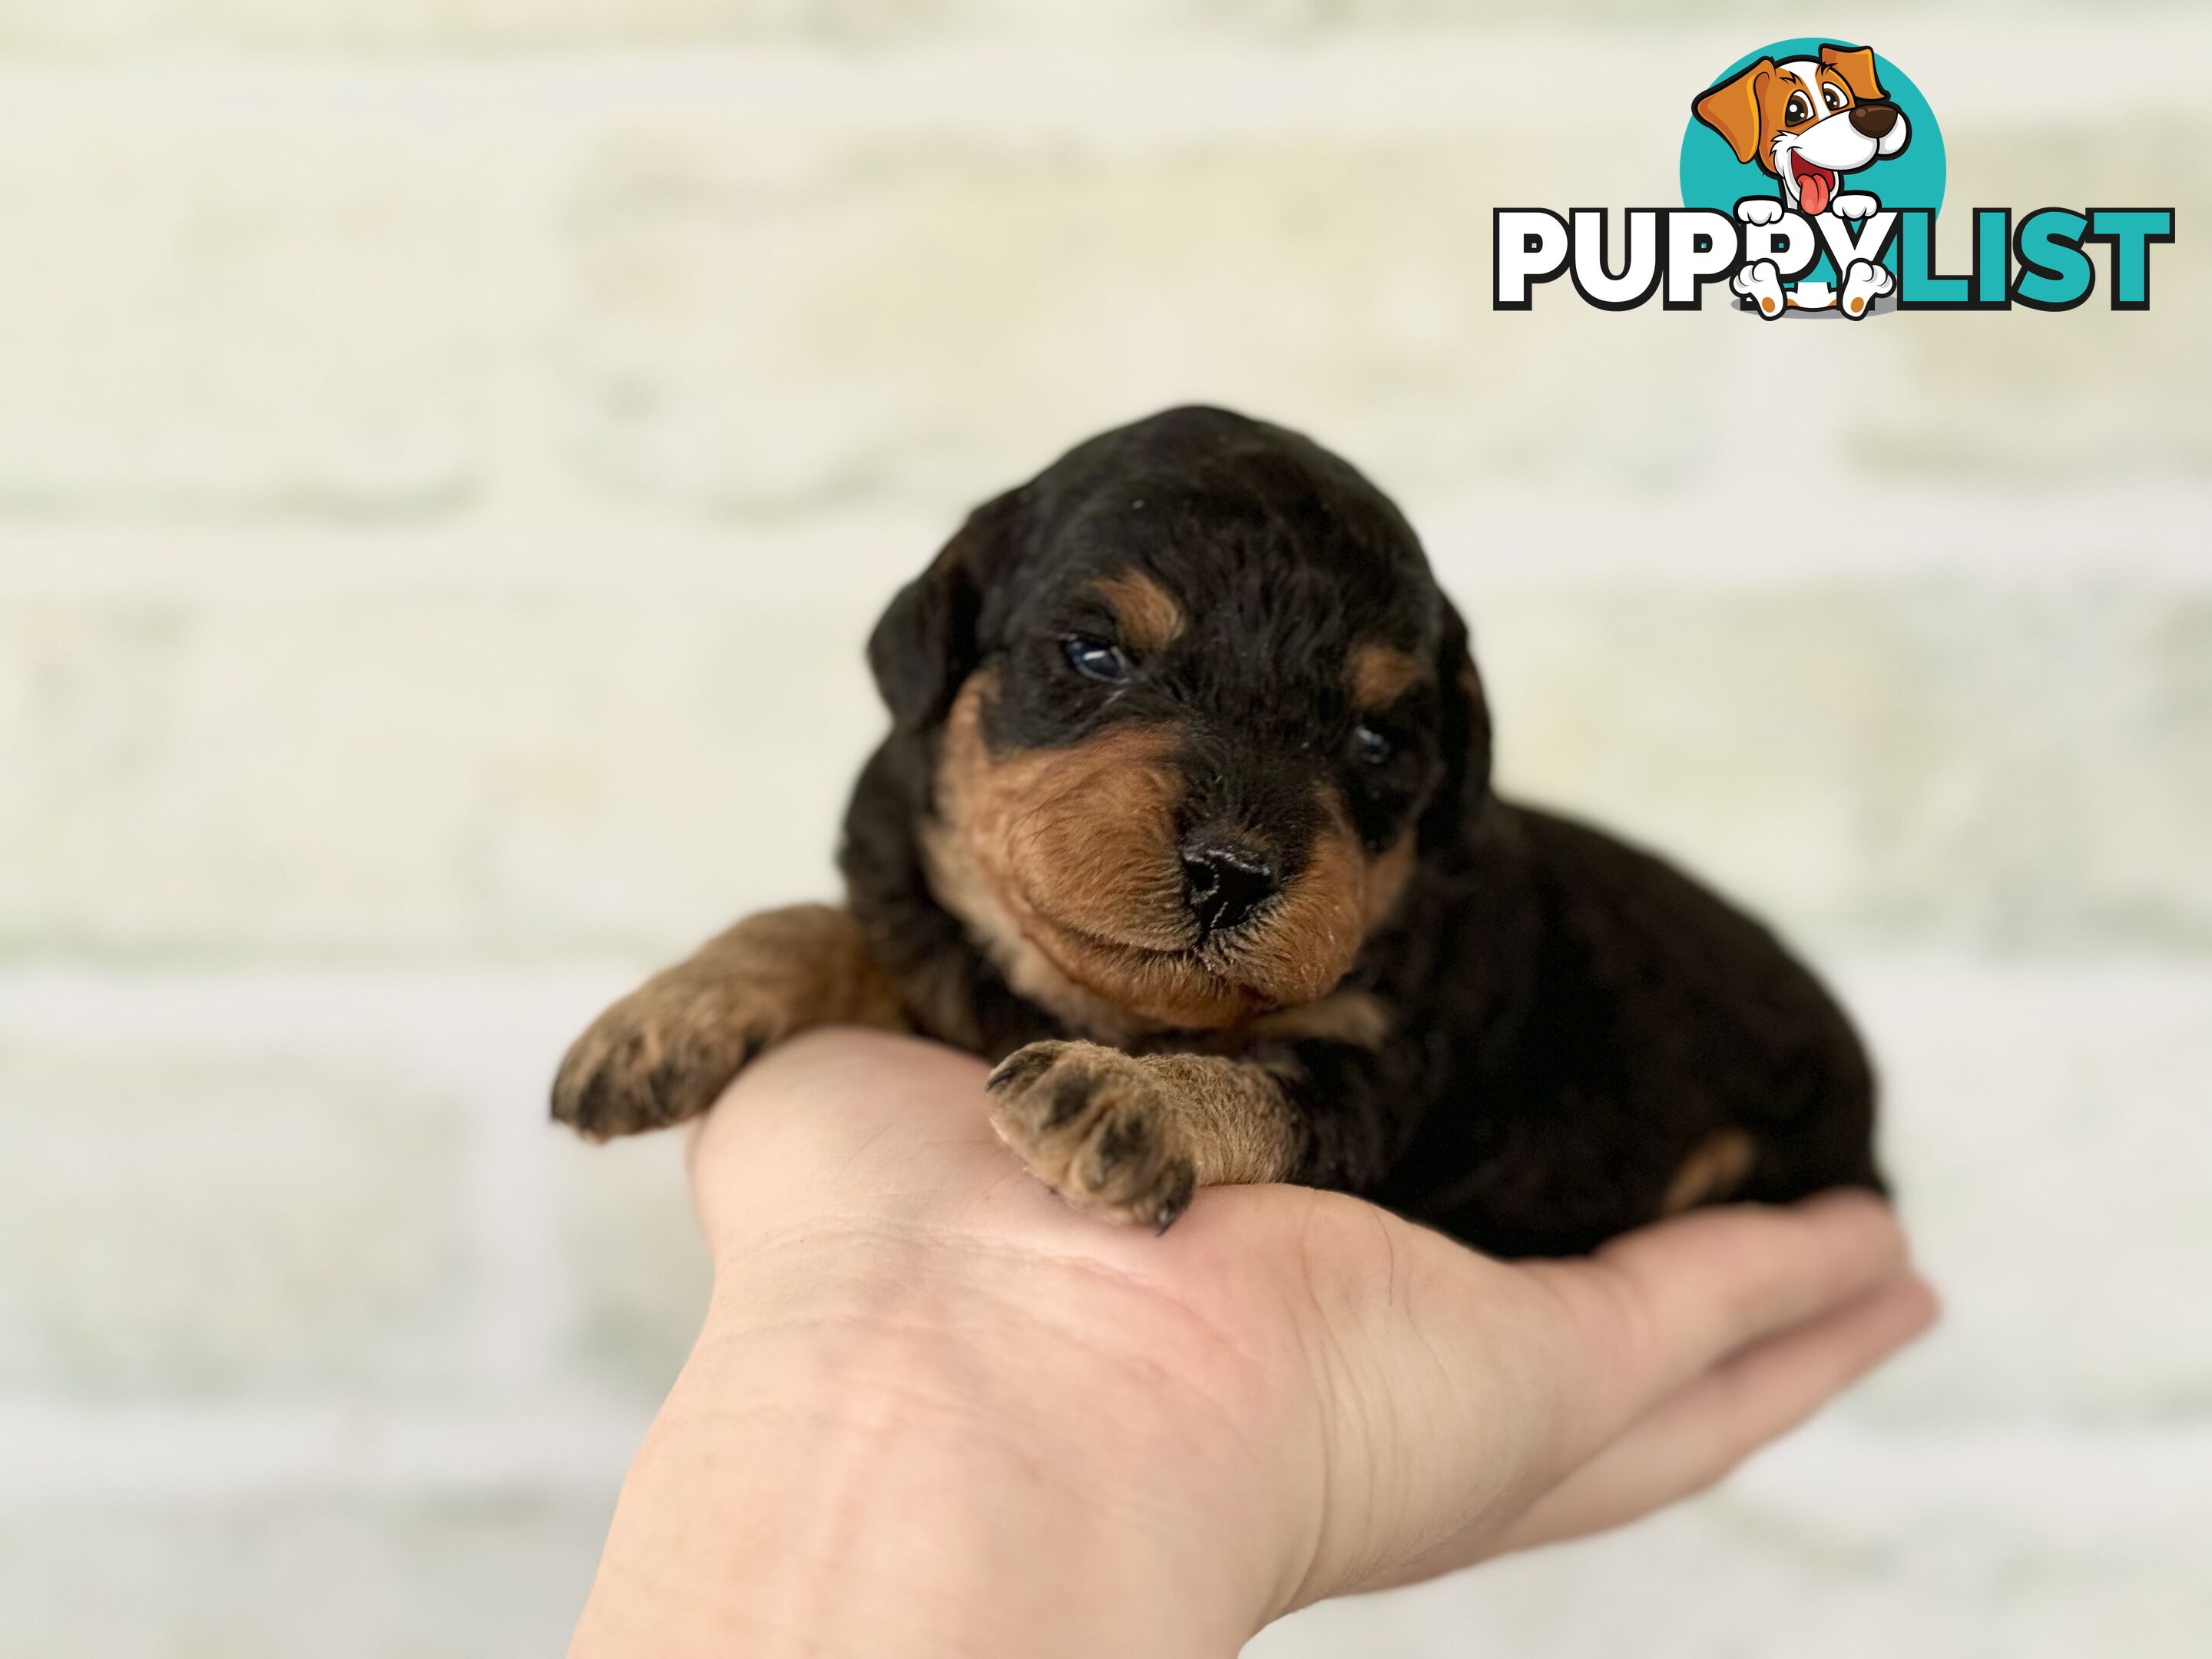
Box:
575 1224 1300 1658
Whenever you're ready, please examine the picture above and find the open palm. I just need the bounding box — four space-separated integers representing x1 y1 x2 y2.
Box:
662 1029 1932 1624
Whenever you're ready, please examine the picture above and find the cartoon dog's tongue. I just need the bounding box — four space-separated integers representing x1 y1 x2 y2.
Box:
1795 159 1835 216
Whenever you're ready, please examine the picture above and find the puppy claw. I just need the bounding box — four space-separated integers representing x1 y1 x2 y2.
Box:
988 1040 1201 1230
1152 1165 1197 1234
985 1040 1067 1097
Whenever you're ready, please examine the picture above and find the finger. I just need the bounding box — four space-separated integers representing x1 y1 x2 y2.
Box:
1359 1270 1938 1591
1496 1269 1939 1557
1517 1190 1912 1455
1247 1192 1915 1609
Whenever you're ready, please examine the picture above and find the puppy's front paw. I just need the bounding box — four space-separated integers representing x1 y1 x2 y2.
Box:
1735 196 1785 227
551 983 768 1140
985 1041 1198 1231
1832 191 1881 220
552 903 902 1141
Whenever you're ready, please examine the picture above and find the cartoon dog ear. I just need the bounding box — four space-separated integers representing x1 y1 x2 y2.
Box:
1419 592 1495 853
867 489 1022 731
1693 58 1773 166
1819 43 1885 104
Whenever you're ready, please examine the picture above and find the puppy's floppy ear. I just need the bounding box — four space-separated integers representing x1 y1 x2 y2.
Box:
1693 58 1773 167
868 489 1021 731
1419 592 1494 853
1820 43 1884 103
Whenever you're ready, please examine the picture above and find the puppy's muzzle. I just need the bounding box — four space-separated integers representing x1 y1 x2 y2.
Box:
1180 834 1280 940
1849 101 1900 140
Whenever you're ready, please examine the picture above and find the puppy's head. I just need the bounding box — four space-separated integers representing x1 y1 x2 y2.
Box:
869 406 1488 1035
1693 44 1909 216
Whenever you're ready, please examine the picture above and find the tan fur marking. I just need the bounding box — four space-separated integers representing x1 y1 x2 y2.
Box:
1661 1128 1758 1217
1144 1054 1302 1184
1093 568 1186 653
552 904 905 1138
986 1039 1300 1226
921 808 1148 1044
1362 833 1417 932
928 673 1385 1035
926 671 1208 1035
1349 642 1427 709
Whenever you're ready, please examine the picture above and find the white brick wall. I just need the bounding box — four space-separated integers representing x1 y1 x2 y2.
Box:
1 7 2206 1655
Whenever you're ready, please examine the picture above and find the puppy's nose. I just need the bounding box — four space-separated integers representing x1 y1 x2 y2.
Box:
1181 839 1280 939
1849 101 1899 138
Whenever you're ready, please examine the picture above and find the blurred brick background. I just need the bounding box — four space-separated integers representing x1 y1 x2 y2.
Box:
2 4 2208 1654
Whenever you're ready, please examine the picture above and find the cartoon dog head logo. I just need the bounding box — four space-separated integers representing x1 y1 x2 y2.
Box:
1685 40 1938 318
1694 45 1910 220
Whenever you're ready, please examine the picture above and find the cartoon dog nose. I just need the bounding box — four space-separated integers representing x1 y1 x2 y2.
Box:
1849 101 1899 139
1181 839 1280 938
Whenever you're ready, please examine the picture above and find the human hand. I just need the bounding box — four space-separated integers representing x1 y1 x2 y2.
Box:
572 1030 1934 1658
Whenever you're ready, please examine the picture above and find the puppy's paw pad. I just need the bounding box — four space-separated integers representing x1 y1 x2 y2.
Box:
987 1041 1199 1230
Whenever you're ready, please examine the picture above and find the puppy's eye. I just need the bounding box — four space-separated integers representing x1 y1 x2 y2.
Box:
1786 92 1812 124
1062 634 1133 684
1353 723 1394 766
1823 83 1847 111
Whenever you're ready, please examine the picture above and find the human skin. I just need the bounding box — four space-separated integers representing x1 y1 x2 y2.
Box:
569 1029 1936 1658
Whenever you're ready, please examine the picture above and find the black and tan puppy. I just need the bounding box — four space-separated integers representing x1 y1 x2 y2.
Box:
553 406 1881 1255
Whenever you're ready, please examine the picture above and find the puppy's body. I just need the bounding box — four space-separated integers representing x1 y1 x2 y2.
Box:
557 407 1881 1253
1362 807 1876 1255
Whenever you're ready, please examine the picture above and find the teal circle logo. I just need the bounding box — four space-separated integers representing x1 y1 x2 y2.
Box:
1680 39 1945 303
